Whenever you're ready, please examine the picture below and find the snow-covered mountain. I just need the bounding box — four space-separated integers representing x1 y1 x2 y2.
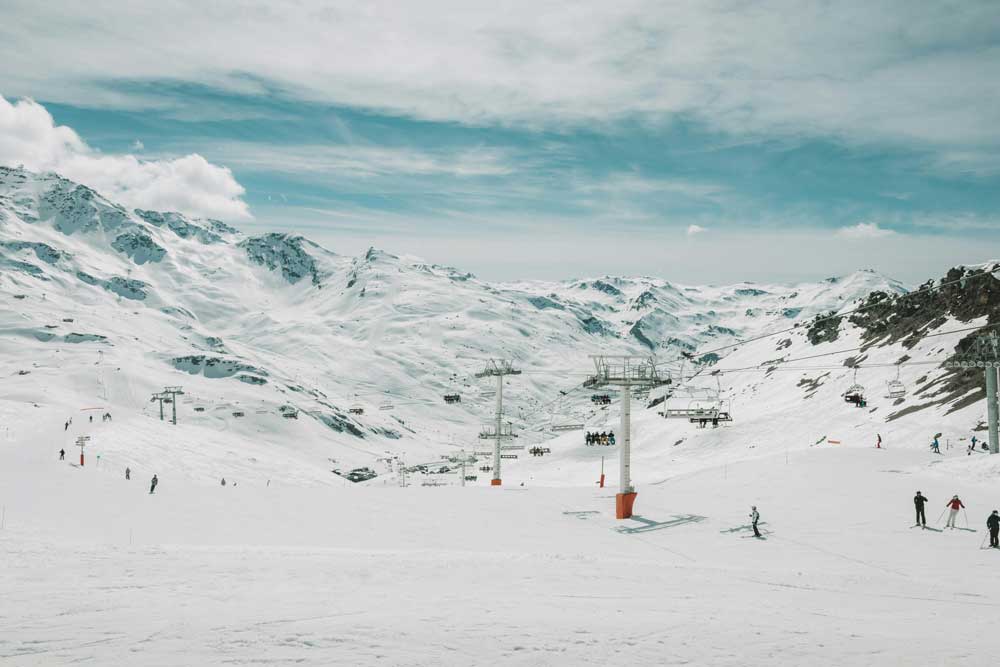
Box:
1 166 996 487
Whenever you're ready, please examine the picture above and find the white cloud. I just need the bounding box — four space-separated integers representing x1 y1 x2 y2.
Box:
131 139 144 151
836 222 896 239
0 1 996 167
0 95 250 220
686 224 708 237
208 142 515 178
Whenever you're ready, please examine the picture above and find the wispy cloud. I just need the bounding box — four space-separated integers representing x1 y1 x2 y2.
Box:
686 224 708 237
209 142 516 178
1 1 997 170
836 222 896 239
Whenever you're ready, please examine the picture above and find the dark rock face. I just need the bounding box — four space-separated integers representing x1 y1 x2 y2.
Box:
528 295 565 311
1 241 65 264
38 179 132 236
171 355 269 380
317 412 365 438
806 312 842 344
111 232 166 264
630 290 656 311
589 280 623 297
629 322 656 350
577 313 613 336
64 333 108 343
0 259 46 279
134 209 226 244
240 233 321 286
104 277 148 301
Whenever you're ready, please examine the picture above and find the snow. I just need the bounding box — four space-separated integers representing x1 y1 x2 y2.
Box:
2 167 999 664
3 406 999 665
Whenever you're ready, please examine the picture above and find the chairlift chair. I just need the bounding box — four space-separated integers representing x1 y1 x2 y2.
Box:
843 369 866 406
885 367 906 399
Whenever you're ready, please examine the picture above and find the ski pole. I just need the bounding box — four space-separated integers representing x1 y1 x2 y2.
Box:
981 533 988 550
963 508 969 528
935 508 947 524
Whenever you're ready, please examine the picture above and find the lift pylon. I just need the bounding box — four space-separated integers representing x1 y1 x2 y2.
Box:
475 359 521 486
945 331 1000 454
584 355 670 519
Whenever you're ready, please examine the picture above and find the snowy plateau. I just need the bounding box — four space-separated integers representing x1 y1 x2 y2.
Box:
2 165 1000 666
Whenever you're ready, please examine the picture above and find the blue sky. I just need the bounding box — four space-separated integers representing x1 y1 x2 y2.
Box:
1 1 998 283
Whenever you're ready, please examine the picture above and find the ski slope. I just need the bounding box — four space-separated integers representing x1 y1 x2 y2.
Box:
2 401 999 665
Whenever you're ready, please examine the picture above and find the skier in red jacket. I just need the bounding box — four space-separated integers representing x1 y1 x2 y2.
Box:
945 495 965 529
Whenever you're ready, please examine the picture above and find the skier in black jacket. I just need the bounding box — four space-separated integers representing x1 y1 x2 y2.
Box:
988 510 999 548
914 491 928 528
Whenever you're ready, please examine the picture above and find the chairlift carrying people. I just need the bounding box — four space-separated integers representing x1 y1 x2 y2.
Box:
843 368 867 407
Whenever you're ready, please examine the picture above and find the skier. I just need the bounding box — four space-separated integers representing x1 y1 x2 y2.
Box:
876 433 882 449
64 421 69 431
750 506 761 537
221 478 226 486
149 474 158 494
125 467 131 480
945 495 965 528
913 491 928 527
59 448 65 460
988 510 999 549
89 415 93 423
931 436 940 454
972 435 978 450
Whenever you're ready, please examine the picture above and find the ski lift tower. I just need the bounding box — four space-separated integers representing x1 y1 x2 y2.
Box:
150 391 168 421
163 386 185 425
475 359 521 486
946 331 1000 454
584 355 671 519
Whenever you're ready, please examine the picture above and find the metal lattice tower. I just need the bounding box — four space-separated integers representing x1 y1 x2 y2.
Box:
945 331 1000 454
151 392 168 421
585 355 671 518
164 386 185 425
475 359 521 486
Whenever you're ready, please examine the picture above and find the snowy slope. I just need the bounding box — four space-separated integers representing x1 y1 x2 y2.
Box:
2 402 1000 665
3 166 949 489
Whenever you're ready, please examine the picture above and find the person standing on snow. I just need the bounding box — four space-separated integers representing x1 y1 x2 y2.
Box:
750 506 761 537
945 495 964 528
221 478 226 486
876 433 882 449
149 475 158 494
931 436 940 454
914 491 929 528
987 510 999 548
59 448 65 460
125 467 131 480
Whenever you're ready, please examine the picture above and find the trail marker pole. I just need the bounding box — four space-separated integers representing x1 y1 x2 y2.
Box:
76 435 90 466
599 456 605 488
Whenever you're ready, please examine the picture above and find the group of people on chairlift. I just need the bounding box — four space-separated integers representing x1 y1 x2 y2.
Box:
585 431 616 446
